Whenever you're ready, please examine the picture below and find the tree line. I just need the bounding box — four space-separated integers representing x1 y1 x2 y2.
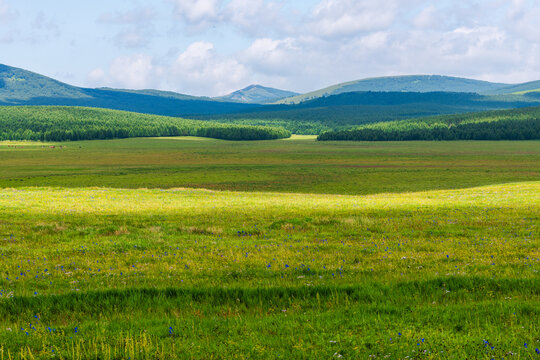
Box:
0 106 291 141
318 106 540 141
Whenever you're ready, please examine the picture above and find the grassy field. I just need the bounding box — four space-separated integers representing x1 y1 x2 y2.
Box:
0 137 539 359
0 137 539 194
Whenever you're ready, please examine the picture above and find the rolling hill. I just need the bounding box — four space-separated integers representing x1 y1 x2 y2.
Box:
0 64 89 100
277 75 513 104
489 80 540 95
0 106 290 141
0 64 259 116
217 84 299 104
197 91 540 134
318 105 540 141
3 63 540 136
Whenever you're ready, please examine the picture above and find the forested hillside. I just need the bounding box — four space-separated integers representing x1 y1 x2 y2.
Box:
0 106 291 141
318 106 540 141
198 91 540 134
0 65 259 116
277 75 510 104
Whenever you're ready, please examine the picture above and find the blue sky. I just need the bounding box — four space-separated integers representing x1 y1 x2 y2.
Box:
1 0 539 96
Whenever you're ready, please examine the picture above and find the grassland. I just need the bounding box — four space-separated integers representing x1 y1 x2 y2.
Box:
0 137 539 194
0 137 539 359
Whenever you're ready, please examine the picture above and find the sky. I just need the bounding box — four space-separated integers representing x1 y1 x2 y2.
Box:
1 0 539 96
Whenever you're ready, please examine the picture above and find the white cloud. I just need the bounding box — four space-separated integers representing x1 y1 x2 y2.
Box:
243 38 301 75
169 0 295 35
505 0 540 41
87 42 250 96
223 0 291 36
88 54 156 89
171 41 249 95
413 5 438 29
310 0 398 37
171 0 221 30
87 68 107 84
84 0 540 95
110 54 156 89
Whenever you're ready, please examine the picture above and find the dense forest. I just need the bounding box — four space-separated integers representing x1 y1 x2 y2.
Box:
318 106 540 141
0 106 291 141
197 91 540 134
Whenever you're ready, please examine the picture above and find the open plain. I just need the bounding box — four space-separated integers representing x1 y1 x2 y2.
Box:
0 137 538 358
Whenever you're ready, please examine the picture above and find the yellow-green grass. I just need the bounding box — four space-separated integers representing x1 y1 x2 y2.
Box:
0 137 539 195
512 89 540 95
0 183 538 358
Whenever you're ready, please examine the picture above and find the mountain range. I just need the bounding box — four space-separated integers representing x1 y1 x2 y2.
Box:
276 75 540 104
0 64 258 116
1 63 540 128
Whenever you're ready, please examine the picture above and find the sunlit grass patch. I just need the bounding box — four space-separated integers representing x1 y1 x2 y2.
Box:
0 182 538 357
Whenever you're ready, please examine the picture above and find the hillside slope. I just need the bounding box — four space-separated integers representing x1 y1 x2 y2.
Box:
318 105 540 141
0 106 290 141
277 75 511 104
0 64 258 116
198 91 540 134
489 80 540 95
0 64 89 101
217 85 299 104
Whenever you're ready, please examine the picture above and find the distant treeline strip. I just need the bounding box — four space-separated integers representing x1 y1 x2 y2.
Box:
318 106 540 141
0 106 291 141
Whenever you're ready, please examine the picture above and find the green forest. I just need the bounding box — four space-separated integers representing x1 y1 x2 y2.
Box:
318 106 540 141
0 106 291 141
197 91 540 134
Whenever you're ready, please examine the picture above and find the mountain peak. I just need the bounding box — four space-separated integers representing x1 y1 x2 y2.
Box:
218 85 299 104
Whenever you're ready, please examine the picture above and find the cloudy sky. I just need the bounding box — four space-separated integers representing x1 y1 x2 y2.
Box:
1 0 539 96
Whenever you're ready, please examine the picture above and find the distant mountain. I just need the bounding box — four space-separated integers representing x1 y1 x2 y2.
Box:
217 85 299 104
487 80 540 95
198 91 540 135
96 88 208 101
0 64 258 116
3 63 540 126
0 64 89 101
277 75 512 104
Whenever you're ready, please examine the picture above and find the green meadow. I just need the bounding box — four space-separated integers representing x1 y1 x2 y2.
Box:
1 137 539 194
0 137 539 359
